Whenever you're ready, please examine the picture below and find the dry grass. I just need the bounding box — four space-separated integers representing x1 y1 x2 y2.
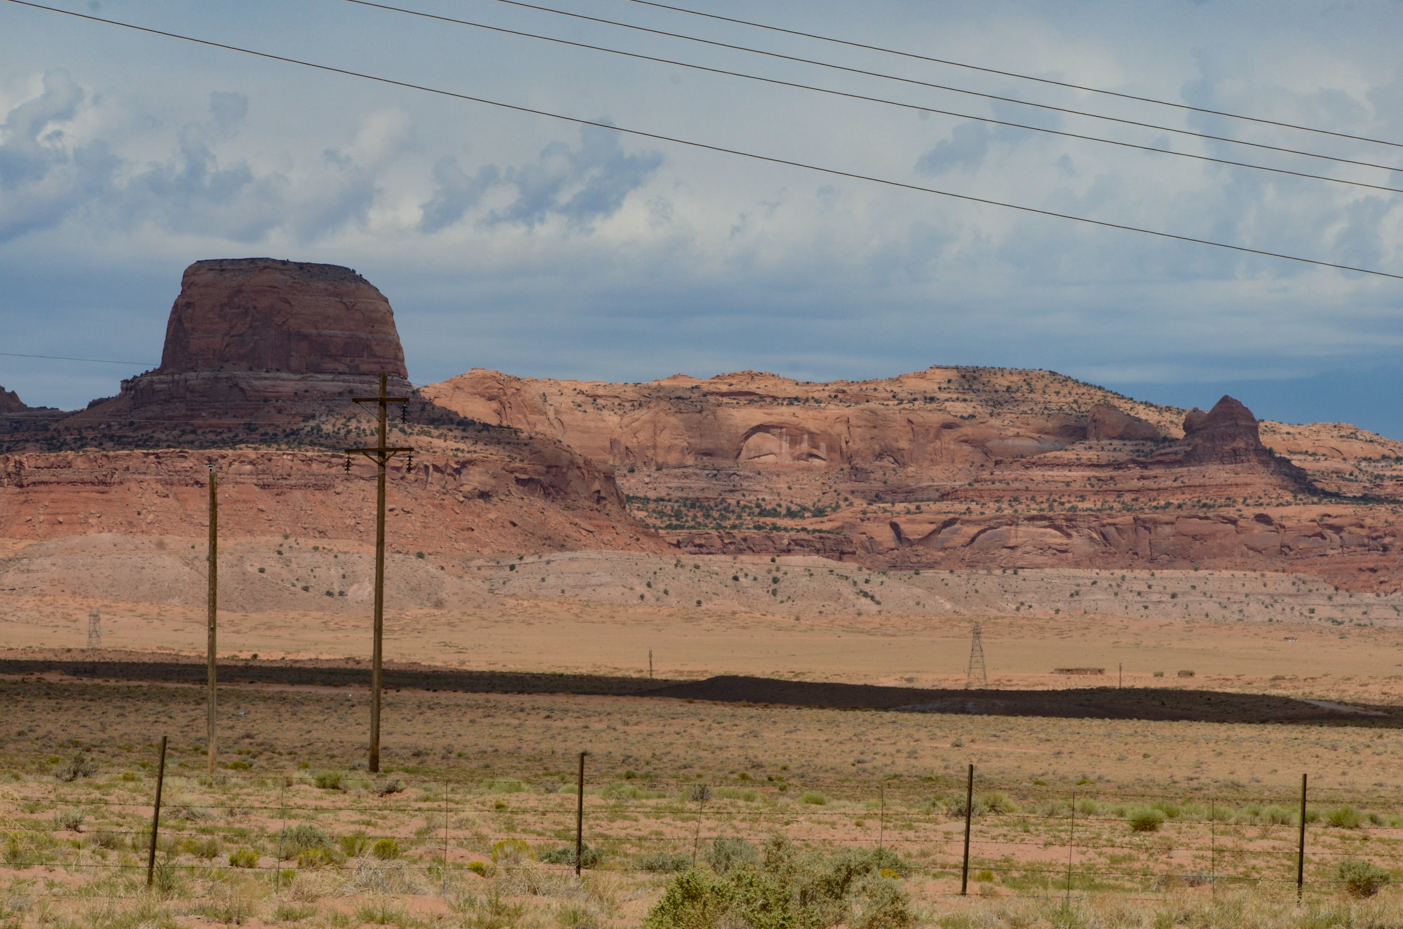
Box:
2 680 1403 926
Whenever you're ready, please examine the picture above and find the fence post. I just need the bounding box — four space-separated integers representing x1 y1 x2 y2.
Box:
878 781 885 850
960 764 973 895
575 752 586 877
442 781 450 895
1065 790 1076 905
692 785 706 867
146 736 167 888
277 778 286 892
1297 773 1307 903
1209 795 1216 899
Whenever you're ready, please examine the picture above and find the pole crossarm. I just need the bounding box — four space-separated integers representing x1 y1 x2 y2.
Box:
346 447 414 457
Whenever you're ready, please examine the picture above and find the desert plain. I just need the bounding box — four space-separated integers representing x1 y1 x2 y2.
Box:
7 259 1403 927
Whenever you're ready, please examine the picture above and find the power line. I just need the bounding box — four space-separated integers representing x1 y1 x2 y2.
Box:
334 0 1403 196
0 351 157 366
615 0 1403 152
457 0 1403 175
7 0 1402 283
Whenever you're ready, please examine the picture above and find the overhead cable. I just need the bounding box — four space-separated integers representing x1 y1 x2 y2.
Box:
5 0 1401 283
615 0 1403 151
448 0 1403 175
336 0 1403 196
0 351 157 366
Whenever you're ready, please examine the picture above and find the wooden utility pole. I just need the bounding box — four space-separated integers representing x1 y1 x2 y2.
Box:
347 371 412 773
207 467 218 776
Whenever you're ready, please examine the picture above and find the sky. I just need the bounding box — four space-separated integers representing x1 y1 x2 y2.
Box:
2 0 1403 435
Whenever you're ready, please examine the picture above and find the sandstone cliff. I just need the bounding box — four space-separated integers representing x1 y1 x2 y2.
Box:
423 369 1403 589
159 258 406 377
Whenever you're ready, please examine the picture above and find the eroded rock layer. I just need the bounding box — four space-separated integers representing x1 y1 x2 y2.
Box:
423 367 1403 589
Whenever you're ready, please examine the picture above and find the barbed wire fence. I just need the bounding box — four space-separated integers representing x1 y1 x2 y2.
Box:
4 748 1400 909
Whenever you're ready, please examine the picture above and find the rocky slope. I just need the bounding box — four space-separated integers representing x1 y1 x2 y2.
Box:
423 369 1403 590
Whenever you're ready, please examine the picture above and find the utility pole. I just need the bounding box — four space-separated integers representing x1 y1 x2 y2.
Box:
346 371 412 773
207 466 218 776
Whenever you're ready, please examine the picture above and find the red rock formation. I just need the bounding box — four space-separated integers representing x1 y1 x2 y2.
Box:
67 259 412 424
1085 403 1161 441
1183 396 1308 486
159 259 406 376
0 387 26 414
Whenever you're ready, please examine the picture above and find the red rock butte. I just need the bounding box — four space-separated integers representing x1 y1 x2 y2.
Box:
158 258 406 377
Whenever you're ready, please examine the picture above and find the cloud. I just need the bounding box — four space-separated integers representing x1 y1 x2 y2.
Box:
0 69 83 191
208 91 248 132
414 123 662 234
914 122 991 176
488 123 663 231
418 155 500 233
0 69 119 242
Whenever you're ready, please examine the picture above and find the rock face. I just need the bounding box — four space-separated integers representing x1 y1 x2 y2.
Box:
1183 396 1308 484
70 259 411 423
1085 403 1161 441
159 259 406 376
0 387 26 414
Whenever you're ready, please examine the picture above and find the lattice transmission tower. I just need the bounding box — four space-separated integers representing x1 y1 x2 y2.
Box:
87 610 102 650
965 622 986 689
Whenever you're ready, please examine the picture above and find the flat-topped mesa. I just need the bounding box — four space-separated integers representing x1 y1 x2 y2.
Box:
159 258 406 376
76 259 412 422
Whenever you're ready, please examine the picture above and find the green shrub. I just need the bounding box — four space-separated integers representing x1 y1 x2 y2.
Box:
1327 805 1363 829
273 903 317 922
643 869 733 929
490 838 531 864
229 848 258 868
706 835 757 875
485 778 529 794
297 847 337 869
1150 800 1181 819
183 836 222 860
981 791 1019 815
371 838 401 860
466 861 488 877
638 851 693 873
1261 805 1295 826
1339 859 1391 897
57 752 99 782
338 832 370 857
1127 807 1166 833
279 824 329 854
800 791 827 805
851 875 914 929
51 808 85 832
540 843 602 868
313 770 346 791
